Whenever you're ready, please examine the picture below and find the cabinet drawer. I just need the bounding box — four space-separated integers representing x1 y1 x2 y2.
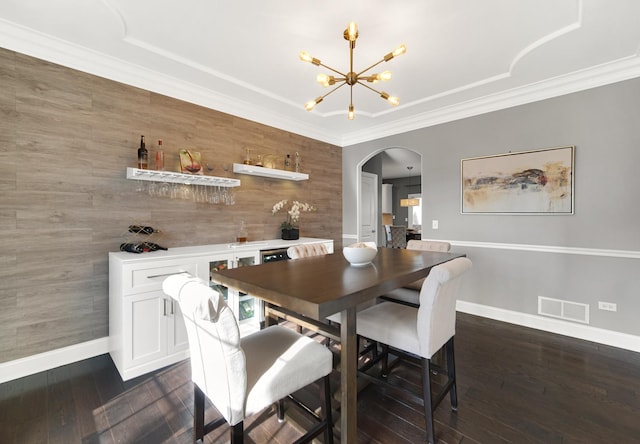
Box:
122 260 199 295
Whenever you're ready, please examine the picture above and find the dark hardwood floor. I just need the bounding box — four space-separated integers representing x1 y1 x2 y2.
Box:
2 313 640 443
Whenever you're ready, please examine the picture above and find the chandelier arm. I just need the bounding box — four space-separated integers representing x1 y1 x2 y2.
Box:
318 81 348 101
356 58 386 78
318 62 347 77
356 80 384 96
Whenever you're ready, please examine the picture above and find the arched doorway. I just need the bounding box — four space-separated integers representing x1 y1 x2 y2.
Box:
357 147 422 246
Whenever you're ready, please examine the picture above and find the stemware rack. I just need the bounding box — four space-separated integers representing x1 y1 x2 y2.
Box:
126 167 241 187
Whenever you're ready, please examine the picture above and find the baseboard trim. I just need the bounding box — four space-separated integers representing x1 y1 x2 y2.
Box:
457 300 640 353
3 301 638 384
0 337 109 384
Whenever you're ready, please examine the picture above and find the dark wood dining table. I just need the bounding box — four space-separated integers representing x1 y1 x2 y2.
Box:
212 247 465 443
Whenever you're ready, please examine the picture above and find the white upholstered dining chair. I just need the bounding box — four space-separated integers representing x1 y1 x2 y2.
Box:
381 239 452 307
163 274 334 444
287 242 328 259
356 257 472 444
286 243 330 333
407 239 451 253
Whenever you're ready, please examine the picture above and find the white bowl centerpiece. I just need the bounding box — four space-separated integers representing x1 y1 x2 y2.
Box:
342 242 378 266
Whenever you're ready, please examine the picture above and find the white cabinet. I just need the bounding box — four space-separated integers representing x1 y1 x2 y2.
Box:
109 238 333 381
109 257 199 381
382 183 393 214
124 290 188 370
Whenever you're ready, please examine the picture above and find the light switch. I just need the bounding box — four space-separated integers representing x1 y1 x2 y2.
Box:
432 220 439 229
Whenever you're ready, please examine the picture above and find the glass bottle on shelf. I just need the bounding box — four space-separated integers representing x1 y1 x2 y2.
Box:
284 153 291 170
294 152 301 172
137 135 148 169
155 139 164 171
236 220 248 243
243 147 253 165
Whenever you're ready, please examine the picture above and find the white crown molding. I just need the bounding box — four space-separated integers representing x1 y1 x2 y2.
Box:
2 18 640 149
0 18 342 146
340 54 640 146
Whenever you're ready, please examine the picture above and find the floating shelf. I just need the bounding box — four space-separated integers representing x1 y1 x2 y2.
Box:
232 163 309 181
126 167 240 187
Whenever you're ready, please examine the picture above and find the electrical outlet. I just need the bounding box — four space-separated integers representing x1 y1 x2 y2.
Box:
598 301 617 312
432 220 439 230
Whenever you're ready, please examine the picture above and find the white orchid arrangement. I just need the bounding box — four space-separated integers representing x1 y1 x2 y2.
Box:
272 199 316 230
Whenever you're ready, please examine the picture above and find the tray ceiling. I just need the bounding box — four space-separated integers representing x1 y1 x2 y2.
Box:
1 0 640 146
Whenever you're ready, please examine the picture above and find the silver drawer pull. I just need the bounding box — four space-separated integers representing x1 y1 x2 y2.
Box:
146 271 188 279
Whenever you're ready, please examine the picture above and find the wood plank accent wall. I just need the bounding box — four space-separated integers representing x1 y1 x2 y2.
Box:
0 48 342 363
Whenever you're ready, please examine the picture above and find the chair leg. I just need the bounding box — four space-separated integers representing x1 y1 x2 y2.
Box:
446 338 458 410
231 422 243 444
321 374 334 444
277 399 285 422
421 358 435 444
193 384 205 443
381 344 389 378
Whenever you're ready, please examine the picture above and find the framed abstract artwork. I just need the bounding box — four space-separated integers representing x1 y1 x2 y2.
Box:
461 146 574 214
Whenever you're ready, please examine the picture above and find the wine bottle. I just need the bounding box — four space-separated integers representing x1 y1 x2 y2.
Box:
155 139 164 171
120 243 144 254
128 225 158 235
137 135 148 169
236 220 248 243
141 241 168 251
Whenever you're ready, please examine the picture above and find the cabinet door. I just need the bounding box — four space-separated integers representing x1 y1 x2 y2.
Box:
125 292 167 367
208 251 261 337
167 299 189 354
233 252 260 329
209 255 232 301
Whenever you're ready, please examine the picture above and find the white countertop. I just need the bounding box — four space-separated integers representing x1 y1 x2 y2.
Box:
109 237 333 262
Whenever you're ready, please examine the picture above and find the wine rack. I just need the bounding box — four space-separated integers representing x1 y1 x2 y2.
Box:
126 167 241 187
120 224 166 254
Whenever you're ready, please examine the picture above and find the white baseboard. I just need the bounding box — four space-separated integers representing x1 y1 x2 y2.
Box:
457 300 640 353
0 337 109 384
2 301 639 384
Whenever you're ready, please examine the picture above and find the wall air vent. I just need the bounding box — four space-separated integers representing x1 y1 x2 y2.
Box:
538 296 589 324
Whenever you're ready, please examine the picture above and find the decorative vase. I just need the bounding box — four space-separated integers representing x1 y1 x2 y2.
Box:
281 228 300 240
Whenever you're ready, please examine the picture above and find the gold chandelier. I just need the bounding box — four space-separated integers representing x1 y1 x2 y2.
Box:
300 21 406 120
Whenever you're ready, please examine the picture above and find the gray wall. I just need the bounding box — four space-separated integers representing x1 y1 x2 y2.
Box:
342 77 640 339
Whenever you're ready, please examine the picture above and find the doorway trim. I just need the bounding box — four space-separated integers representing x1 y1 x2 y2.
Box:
356 146 422 243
